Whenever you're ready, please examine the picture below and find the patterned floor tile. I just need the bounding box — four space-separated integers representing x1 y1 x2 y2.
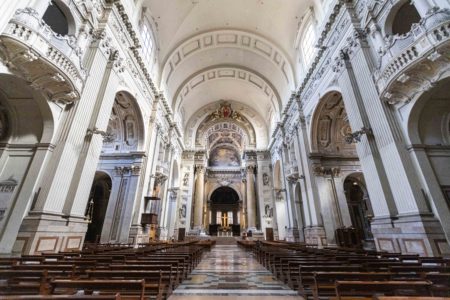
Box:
170 244 301 298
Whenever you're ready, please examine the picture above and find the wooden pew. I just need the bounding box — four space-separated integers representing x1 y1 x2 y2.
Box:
0 295 121 299
85 270 165 299
312 272 418 300
335 280 433 299
47 279 147 300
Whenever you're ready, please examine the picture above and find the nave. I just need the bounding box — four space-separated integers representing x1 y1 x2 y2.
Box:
169 244 300 299
1 238 449 299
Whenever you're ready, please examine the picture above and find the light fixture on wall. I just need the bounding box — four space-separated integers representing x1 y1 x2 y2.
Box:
345 127 373 144
86 127 115 143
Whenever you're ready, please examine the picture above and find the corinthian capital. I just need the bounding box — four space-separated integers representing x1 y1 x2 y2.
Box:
195 165 205 174
246 165 256 173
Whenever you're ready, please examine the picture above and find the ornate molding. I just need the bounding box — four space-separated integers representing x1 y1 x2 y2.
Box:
313 166 341 177
161 29 294 87
114 165 141 176
0 8 87 104
174 66 280 112
376 9 450 105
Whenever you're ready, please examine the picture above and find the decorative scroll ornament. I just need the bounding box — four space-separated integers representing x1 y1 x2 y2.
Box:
204 101 244 123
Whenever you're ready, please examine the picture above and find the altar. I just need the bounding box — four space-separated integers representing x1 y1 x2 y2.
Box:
209 224 241 236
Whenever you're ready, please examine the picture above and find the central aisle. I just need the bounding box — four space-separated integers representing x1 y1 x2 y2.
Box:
169 244 301 300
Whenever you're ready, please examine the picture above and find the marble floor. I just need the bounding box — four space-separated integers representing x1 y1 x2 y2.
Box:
168 244 302 300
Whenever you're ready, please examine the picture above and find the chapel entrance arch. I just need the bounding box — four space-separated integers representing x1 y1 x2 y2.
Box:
311 91 374 248
344 173 373 244
84 172 112 243
209 186 240 236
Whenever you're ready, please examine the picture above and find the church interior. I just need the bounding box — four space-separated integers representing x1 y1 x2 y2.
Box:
0 0 449 298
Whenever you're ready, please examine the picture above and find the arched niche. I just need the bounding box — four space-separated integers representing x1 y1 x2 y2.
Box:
408 78 450 146
0 73 54 246
407 77 450 192
310 91 356 156
102 91 145 153
0 74 54 145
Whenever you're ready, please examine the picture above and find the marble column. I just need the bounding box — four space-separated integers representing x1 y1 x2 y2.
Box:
240 177 247 229
246 165 256 229
335 28 446 255
193 166 205 229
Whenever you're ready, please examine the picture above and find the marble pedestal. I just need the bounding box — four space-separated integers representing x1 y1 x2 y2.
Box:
13 212 88 255
371 214 450 256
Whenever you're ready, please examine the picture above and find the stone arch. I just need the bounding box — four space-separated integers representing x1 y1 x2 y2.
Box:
207 183 243 202
382 0 421 36
310 91 356 156
195 102 257 149
405 77 450 244
43 0 78 36
185 100 268 148
84 171 112 243
0 73 56 252
102 91 145 153
407 77 450 146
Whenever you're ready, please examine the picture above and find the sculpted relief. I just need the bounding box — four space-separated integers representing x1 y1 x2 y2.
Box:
314 93 357 157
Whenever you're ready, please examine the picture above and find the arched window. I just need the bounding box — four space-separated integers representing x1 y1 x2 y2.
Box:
391 1 421 35
42 1 69 36
301 22 316 68
140 18 154 64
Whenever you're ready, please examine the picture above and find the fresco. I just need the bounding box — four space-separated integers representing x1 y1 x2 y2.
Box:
209 146 240 167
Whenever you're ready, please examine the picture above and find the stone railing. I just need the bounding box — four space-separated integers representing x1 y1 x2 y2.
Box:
376 8 450 104
0 8 87 104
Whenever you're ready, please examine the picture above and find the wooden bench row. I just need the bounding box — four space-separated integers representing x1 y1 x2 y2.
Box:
0 241 208 299
251 241 450 299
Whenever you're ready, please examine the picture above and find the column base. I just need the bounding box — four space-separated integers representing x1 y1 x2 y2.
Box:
304 226 327 247
13 211 88 255
157 227 168 241
285 227 301 242
371 213 450 256
128 224 149 245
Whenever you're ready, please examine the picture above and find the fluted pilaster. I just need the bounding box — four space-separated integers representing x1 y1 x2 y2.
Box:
193 166 205 229
246 165 256 229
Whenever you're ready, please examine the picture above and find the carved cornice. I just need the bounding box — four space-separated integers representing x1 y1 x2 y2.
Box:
114 165 141 176
313 166 341 177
